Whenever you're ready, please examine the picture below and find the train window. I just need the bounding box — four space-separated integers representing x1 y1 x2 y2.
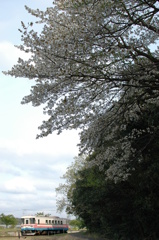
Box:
61 221 63 225
52 220 54 224
49 220 51 224
38 219 40 224
46 220 48 224
55 220 57 224
30 218 35 224
26 220 29 224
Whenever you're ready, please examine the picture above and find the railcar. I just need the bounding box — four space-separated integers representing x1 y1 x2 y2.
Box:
21 215 69 236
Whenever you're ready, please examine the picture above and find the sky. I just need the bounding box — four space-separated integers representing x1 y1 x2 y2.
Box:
0 0 79 218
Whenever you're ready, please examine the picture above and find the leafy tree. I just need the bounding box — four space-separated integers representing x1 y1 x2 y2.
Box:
69 218 85 230
56 155 87 213
35 212 44 216
0 214 17 228
68 151 159 239
57 102 159 239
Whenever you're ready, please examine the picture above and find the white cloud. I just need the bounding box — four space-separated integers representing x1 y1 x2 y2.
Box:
0 129 79 157
0 41 30 70
0 134 79 217
4 177 36 194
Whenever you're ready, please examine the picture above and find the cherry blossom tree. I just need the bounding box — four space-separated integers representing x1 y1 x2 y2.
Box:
3 0 159 181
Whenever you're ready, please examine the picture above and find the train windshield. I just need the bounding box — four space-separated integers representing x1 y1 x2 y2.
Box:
21 218 35 224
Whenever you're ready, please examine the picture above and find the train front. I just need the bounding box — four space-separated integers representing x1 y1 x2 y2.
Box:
21 216 36 236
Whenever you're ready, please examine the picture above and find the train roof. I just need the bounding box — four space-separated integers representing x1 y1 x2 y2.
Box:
21 215 62 219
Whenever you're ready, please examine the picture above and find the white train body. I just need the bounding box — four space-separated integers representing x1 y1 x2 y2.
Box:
21 215 69 235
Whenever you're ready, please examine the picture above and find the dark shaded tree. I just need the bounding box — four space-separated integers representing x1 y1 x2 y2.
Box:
70 155 159 239
57 103 159 239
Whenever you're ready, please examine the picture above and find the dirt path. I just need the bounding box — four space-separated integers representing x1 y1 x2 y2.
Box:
68 232 107 240
30 232 107 240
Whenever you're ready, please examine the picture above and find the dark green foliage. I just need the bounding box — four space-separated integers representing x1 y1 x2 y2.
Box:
69 104 159 240
71 161 159 239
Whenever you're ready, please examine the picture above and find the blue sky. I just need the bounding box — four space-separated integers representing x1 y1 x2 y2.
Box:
0 0 79 218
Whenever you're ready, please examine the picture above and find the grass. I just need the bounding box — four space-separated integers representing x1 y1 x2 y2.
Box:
0 226 18 236
0 227 107 240
0 232 70 240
